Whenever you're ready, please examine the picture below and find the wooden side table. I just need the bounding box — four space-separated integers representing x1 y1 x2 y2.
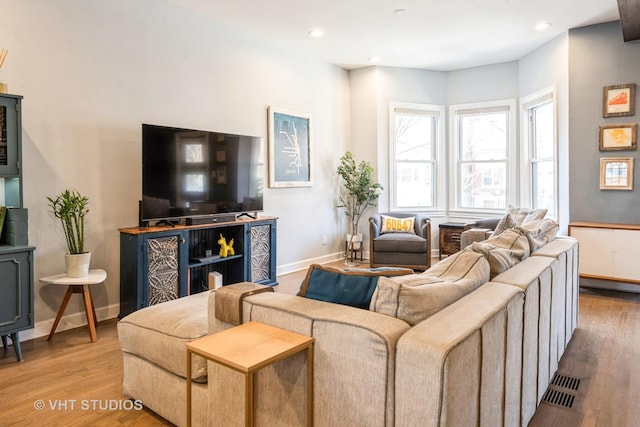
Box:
439 222 467 259
344 240 363 263
186 321 314 427
40 269 107 343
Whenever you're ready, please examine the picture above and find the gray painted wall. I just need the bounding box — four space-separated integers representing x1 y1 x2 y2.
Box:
569 21 640 223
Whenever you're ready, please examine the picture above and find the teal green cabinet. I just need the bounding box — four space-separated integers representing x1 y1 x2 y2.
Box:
119 217 277 318
0 93 33 362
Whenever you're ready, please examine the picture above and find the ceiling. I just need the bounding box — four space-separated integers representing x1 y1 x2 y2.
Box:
166 0 621 71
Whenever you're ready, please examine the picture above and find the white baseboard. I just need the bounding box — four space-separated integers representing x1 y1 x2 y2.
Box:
276 251 345 276
11 303 122 344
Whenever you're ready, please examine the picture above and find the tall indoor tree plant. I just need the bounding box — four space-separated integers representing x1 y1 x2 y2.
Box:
47 189 91 278
337 151 383 265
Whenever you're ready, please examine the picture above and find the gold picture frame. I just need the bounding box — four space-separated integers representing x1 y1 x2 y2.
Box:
603 84 635 118
599 124 637 151
599 157 634 190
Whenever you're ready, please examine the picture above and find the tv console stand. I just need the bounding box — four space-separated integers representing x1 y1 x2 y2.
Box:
119 216 278 317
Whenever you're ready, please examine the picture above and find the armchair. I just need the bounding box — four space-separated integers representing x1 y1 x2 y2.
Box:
369 212 431 270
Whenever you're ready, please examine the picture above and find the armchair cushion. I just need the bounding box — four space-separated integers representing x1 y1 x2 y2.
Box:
373 232 428 253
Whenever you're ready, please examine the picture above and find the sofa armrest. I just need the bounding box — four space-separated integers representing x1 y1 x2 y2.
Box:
395 283 524 427
460 228 493 249
208 291 411 427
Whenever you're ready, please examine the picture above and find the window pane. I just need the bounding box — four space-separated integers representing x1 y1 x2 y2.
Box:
185 173 204 192
396 162 433 208
395 114 434 160
460 112 507 161
534 102 554 159
605 161 628 185
532 160 555 213
460 162 506 209
184 143 204 163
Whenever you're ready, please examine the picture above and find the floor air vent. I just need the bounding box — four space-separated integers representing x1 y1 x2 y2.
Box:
542 388 575 408
551 374 581 391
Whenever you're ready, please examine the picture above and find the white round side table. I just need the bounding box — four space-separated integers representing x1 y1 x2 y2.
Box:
40 269 107 343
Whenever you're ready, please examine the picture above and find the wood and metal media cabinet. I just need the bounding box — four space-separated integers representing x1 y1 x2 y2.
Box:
119 216 277 318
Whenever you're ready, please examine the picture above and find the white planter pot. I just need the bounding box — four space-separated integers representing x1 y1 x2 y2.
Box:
65 252 91 278
346 233 363 249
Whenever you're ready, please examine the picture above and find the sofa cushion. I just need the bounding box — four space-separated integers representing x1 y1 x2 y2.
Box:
468 229 530 279
380 214 416 234
507 206 548 225
491 213 517 237
516 218 559 251
492 207 547 237
297 264 413 309
369 250 490 325
118 291 211 383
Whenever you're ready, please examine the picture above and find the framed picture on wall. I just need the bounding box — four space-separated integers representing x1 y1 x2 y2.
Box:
268 106 312 188
599 157 634 190
599 124 637 151
602 84 635 117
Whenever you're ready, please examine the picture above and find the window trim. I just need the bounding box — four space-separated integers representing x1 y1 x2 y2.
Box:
388 101 446 213
449 99 517 215
520 86 558 219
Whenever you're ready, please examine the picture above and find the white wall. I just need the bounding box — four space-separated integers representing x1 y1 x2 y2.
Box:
0 0 350 339
519 33 570 233
447 61 519 105
349 66 448 211
348 62 520 250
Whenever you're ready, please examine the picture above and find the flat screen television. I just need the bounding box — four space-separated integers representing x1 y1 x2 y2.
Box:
141 123 264 225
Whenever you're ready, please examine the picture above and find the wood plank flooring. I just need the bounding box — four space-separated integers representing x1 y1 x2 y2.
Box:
2 263 640 426
529 287 640 426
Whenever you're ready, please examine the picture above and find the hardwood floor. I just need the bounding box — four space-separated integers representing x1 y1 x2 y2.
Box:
2 263 639 426
529 287 640 426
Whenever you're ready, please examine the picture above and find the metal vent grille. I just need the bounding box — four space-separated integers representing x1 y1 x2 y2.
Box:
542 389 575 408
551 374 581 391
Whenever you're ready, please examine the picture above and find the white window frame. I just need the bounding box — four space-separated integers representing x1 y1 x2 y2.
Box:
520 86 558 219
388 101 446 213
449 99 517 215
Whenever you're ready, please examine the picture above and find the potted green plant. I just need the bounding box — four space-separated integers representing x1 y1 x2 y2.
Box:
47 189 90 277
337 151 383 264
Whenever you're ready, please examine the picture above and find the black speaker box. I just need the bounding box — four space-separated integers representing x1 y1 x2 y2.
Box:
186 215 236 225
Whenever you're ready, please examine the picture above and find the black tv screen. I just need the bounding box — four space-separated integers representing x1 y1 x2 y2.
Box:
141 124 264 224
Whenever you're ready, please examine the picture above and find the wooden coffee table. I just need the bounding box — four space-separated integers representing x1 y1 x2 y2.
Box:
186 321 314 426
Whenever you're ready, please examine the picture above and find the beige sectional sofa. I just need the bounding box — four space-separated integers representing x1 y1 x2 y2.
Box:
118 226 578 427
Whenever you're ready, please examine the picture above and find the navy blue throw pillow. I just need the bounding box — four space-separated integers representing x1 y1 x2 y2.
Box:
297 264 413 309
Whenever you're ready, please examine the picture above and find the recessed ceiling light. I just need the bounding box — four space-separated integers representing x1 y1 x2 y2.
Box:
535 22 552 30
308 29 324 38
369 56 381 63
